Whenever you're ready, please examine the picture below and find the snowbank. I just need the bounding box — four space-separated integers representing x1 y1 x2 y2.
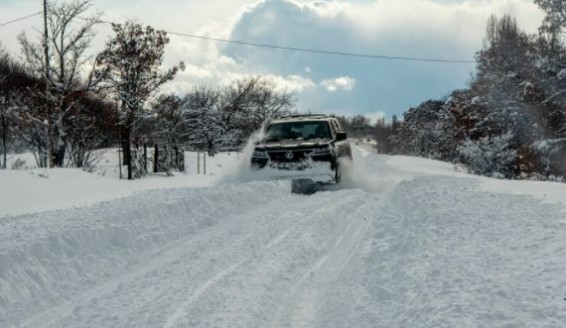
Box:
356 145 566 205
481 178 566 205
0 150 242 218
0 181 289 327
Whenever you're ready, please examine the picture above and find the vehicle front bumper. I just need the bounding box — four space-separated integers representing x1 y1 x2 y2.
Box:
250 157 336 183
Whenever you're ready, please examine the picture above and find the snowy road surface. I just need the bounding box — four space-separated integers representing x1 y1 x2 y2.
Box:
1 147 566 327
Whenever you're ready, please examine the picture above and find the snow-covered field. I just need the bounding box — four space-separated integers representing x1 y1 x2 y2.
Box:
0 150 241 217
1 144 566 327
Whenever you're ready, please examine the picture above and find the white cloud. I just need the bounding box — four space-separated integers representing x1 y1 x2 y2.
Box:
219 73 316 93
161 58 315 95
320 76 356 92
263 74 316 93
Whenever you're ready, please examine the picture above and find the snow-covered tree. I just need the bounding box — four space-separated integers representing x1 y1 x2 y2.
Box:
175 77 295 154
151 94 186 147
182 87 224 154
394 100 453 160
535 0 566 38
96 21 184 179
219 77 294 147
0 45 48 168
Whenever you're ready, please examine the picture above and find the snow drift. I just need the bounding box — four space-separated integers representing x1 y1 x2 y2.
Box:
0 182 288 327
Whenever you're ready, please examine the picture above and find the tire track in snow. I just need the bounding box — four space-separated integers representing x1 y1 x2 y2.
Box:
163 228 293 328
157 190 375 328
163 261 244 328
270 196 381 328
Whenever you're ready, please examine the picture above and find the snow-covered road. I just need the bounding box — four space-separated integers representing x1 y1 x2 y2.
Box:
1 147 566 327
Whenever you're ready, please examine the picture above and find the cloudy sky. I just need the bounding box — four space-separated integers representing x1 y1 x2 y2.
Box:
1 0 544 120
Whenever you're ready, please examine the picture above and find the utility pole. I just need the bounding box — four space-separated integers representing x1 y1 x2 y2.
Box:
43 0 52 169
116 98 122 179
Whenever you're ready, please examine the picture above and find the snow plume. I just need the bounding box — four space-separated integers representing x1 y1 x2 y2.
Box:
219 139 405 194
218 127 267 184
219 125 335 185
338 147 404 194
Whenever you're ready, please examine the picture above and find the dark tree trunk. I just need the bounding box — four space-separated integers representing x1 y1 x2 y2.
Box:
153 144 159 173
53 141 66 167
173 145 179 171
1 111 7 170
121 127 132 180
144 143 148 173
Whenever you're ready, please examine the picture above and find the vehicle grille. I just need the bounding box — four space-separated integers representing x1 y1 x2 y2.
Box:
267 149 312 162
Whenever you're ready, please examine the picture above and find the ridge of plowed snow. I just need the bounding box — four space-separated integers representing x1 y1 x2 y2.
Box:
1 182 288 327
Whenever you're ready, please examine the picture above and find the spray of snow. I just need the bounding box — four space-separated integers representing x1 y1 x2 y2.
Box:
219 136 402 195
218 129 266 184
337 149 401 194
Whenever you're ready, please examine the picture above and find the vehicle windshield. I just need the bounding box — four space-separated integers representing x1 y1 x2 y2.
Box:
264 121 331 142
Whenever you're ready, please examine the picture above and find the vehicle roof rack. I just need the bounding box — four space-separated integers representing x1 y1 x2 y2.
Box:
277 114 335 119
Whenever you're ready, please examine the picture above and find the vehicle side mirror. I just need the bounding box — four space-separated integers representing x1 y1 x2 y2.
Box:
336 132 347 141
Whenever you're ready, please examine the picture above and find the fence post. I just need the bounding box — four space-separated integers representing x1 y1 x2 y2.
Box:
117 148 122 179
203 151 207 175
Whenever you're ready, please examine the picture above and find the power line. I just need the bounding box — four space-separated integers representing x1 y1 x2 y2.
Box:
94 18 475 64
167 32 475 64
0 12 42 28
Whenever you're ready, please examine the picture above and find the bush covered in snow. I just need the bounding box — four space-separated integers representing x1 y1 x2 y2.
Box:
458 133 517 178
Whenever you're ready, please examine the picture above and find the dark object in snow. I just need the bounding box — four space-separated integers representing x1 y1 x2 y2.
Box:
291 178 338 195
291 179 319 195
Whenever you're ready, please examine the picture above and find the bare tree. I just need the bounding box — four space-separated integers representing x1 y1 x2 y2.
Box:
18 0 104 167
222 77 294 130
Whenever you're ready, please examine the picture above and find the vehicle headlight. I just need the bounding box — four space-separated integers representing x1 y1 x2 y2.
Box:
312 146 331 156
252 149 268 159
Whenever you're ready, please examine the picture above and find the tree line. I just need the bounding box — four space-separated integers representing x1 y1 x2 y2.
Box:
373 2 566 181
0 0 294 178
